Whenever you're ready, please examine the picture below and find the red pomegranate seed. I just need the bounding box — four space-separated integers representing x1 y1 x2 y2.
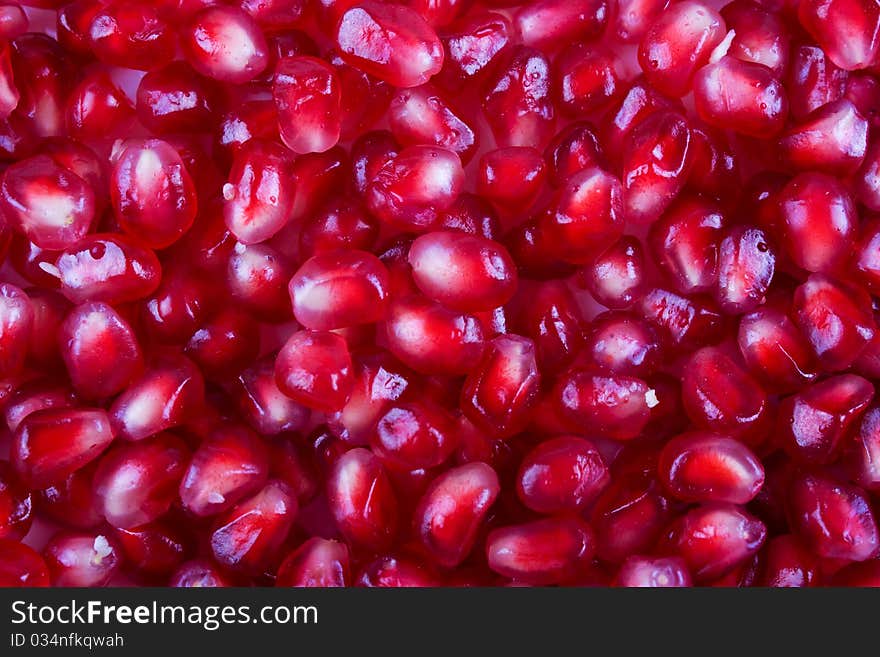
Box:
715 225 775 315
170 559 231 587
848 405 880 491
226 242 294 323
545 122 604 186
793 275 876 371
0 460 31 540
180 425 269 517
693 57 789 138
12 407 115 489
615 556 691 587
273 56 342 155
0 154 95 250
658 431 765 504
210 479 297 574
721 0 790 75
44 530 121 586
136 61 219 135
516 436 609 514
94 433 189 529
356 555 439 587
788 471 879 561
486 517 595 585
737 307 818 392
241 0 306 30
638 1 726 97
482 46 555 149
0 3 27 40
0 539 49 587
371 400 457 469
114 521 189 579
327 448 398 551
682 346 770 446
513 0 608 51
276 537 350 587
786 43 848 120
335 2 444 88
759 535 819 587
4 380 75 434
87 2 176 71
661 503 766 583
389 85 477 163
66 71 135 141
556 369 655 441
639 287 724 351
0 283 32 379
615 0 669 42
437 11 510 89
36 460 102 529
414 461 499 567
109 355 205 442
582 237 645 309
777 374 874 465
778 99 868 175
582 312 660 377
181 6 268 83
797 0 880 71
461 335 540 438
367 145 464 232
553 44 620 117
622 110 693 225
290 250 390 330
275 330 354 413
235 357 310 436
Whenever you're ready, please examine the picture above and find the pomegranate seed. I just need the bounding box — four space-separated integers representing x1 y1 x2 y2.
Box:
582 237 646 309
622 110 693 225
693 57 788 137
170 559 231 587
649 196 725 295
662 503 766 583
241 0 306 30
227 242 294 323
275 330 354 413
556 369 655 441
210 479 297 574
461 335 540 438
109 355 205 442
88 2 176 71
777 374 874 465
36 460 102 529
793 275 876 371
384 295 486 375
66 71 135 141
721 0 790 75
389 85 477 163
335 2 444 88
180 425 269 517
186 307 259 379
486 517 595 585
136 61 219 135
94 433 189 529
437 11 510 89
658 431 764 504
4 380 75 434
778 99 868 175
367 145 464 232
788 471 879 561
759 535 820 587
44 531 121 586
1 154 95 250
738 307 818 392
181 6 268 83
682 346 770 446
545 122 604 186
715 225 775 315
371 400 457 469
327 448 398 551
797 0 880 71
273 56 342 155
0 3 27 40
329 50 394 141
482 46 555 149
848 405 880 491
638 1 726 97
12 407 115 489
614 556 691 587
0 539 49 586
276 537 350 587
235 357 310 436
414 461 499 567
0 460 31 540
582 312 660 377
290 250 390 330
514 0 608 51
554 44 619 117
356 555 439 587
786 43 848 120
114 521 190 579
516 436 608 514
0 283 32 379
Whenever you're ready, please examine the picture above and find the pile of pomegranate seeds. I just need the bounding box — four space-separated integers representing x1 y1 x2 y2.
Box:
1 0 880 589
